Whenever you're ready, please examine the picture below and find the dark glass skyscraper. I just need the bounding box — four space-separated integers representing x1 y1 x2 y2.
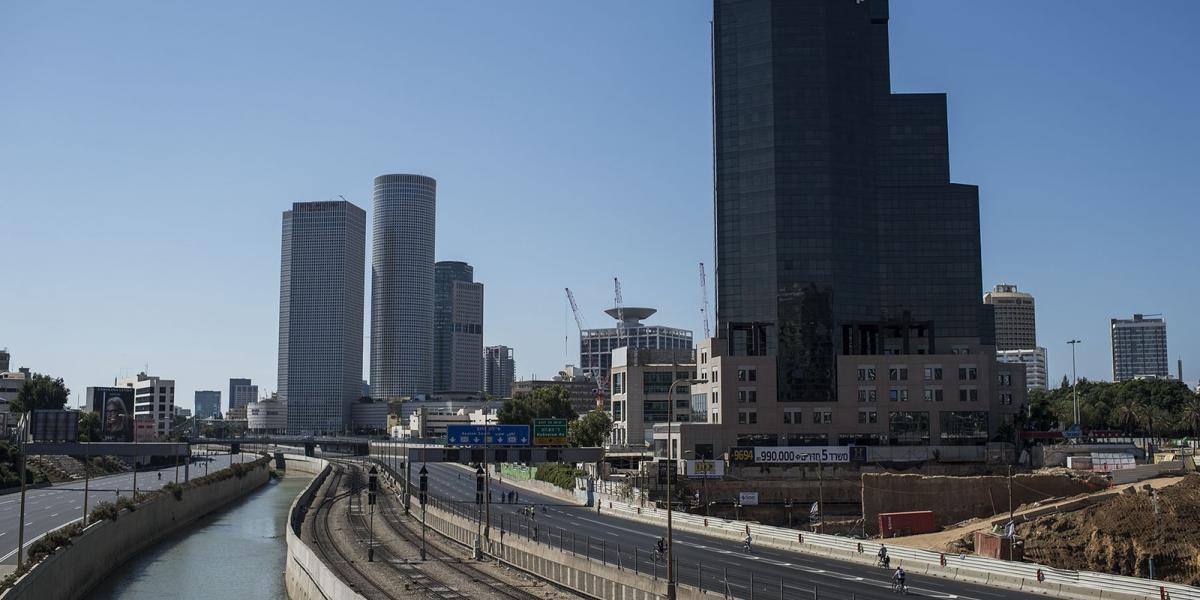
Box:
713 0 991 403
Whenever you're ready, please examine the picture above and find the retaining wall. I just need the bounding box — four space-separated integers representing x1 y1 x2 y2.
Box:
862 472 1107 530
0 460 270 600
281 456 366 600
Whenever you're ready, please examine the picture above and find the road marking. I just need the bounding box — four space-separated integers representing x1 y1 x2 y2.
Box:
50 513 59 518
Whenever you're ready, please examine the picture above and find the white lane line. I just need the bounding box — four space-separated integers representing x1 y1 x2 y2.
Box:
0 516 84 562
50 513 59 518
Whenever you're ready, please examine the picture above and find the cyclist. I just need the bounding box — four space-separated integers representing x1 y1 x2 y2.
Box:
743 534 753 553
655 537 666 560
877 544 890 569
892 567 906 594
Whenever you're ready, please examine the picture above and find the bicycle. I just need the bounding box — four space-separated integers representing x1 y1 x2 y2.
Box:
876 556 890 569
653 547 665 562
890 579 907 594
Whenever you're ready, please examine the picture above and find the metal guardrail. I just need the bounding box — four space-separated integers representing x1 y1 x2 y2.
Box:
599 495 1200 600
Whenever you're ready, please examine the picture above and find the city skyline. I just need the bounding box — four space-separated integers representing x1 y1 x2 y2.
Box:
3 2 1198 411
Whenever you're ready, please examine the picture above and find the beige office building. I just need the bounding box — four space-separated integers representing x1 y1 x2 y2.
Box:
608 348 696 448
983 284 1037 351
655 330 1024 462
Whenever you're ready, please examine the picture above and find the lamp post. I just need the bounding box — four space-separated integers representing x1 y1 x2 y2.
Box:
1068 340 1082 428
666 377 702 600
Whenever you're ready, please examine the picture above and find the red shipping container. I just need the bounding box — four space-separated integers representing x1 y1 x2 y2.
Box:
878 511 936 538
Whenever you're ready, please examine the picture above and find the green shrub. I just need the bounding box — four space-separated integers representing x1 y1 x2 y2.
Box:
534 463 584 490
116 495 137 512
89 501 119 522
163 481 184 500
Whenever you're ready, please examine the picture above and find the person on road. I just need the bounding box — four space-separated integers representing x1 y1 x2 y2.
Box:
878 545 889 568
892 567 906 593
656 537 666 558
157 472 162 481
743 534 752 553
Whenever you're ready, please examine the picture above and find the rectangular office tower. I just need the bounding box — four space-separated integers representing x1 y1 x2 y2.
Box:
278 200 366 434
194 390 221 419
433 261 484 394
714 0 993 400
1111 314 1169 381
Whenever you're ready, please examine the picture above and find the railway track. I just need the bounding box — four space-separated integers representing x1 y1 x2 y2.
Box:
366 467 545 600
316 459 548 600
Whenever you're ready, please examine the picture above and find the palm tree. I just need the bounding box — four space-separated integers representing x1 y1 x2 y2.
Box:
1115 393 1143 434
1177 394 1200 438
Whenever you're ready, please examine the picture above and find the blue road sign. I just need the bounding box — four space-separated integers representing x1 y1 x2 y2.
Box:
446 424 531 446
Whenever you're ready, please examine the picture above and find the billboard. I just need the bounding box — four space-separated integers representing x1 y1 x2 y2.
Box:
753 446 853 464
738 491 759 506
89 387 134 442
684 459 725 479
31 410 78 442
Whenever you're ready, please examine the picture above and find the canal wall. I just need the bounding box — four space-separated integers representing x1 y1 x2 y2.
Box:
282 455 366 600
0 458 271 600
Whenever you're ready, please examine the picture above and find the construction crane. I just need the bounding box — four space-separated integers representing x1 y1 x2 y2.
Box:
613 277 625 345
565 287 609 409
699 262 711 339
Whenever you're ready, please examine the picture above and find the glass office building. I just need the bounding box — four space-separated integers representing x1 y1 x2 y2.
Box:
713 0 992 403
433 261 484 394
278 200 366 434
370 174 436 399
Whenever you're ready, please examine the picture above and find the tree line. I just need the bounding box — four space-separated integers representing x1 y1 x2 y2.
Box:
495 384 612 447
1025 377 1200 438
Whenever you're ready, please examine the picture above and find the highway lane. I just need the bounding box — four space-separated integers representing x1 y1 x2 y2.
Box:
0 451 249 565
405 461 1040 600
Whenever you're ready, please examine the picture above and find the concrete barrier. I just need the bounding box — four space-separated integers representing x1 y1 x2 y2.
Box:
281 455 367 600
0 459 271 600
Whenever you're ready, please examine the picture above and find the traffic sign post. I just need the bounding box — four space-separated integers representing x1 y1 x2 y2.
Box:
447 424 530 446
533 418 568 446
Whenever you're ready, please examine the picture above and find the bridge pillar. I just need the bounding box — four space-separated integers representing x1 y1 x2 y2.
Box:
231 442 241 454
304 442 315 457
274 452 286 470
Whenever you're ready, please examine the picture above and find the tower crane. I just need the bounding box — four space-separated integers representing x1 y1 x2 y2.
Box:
699 262 711 339
565 287 609 409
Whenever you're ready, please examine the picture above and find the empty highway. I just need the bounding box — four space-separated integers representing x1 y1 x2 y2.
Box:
0 451 247 565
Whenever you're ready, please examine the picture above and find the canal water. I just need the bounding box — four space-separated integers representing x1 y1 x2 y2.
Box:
87 472 313 599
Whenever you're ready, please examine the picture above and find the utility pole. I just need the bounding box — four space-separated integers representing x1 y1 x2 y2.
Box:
1068 339 1082 429
1007 465 1015 562
817 461 825 534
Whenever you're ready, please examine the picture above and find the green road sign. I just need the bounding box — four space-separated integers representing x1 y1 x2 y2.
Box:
533 418 568 446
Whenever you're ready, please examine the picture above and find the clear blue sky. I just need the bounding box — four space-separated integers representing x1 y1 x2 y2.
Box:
3 1 1197 411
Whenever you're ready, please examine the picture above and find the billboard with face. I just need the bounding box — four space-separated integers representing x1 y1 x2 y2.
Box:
89 387 134 442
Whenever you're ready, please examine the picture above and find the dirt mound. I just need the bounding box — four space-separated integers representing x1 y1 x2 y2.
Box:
1018 474 1200 585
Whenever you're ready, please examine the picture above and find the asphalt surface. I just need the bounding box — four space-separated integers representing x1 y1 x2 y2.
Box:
0 451 247 565
386 459 1045 600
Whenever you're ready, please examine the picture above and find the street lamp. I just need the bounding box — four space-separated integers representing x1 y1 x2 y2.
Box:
666 377 702 600
1068 340 1082 429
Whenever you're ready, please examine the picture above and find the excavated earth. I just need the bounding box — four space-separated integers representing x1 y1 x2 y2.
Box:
1016 473 1200 585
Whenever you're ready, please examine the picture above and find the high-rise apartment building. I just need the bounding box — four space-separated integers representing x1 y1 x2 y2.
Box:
116 372 175 438
194 390 221 419
370 174 436 400
714 0 994 402
996 347 1049 391
278 200 366 434
0 349 9 372
1111 314 1169 381
580 307 692 389
228 378 251 411
984 284 1037 351
483 345 515 398
433 261 484 394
